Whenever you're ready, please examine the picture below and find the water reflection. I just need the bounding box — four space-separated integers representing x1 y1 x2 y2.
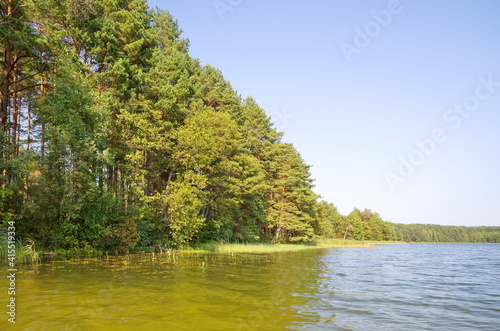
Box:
15 250 330 330
15 244 500 330
296 244 500 330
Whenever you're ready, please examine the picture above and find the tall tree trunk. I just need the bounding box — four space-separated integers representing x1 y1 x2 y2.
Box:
12 64 19 157
143 150 150 196
0 0 13 132
26 102 31 151
40 74 47 159
1 47 11 132
273 224 283 243
343 225 351 240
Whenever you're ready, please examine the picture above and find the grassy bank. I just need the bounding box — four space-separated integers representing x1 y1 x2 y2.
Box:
313 238 406 248
186 239 406 253
186 242 320 254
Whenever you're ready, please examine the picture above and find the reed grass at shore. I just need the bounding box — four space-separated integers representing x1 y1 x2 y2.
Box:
313 238 406 248
0 231 39 264
186 239 406 253
185 242 319 253
0 234 406 264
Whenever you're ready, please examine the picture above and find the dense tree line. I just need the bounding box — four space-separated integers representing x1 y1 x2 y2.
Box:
1 0 477 252
392 223 500 243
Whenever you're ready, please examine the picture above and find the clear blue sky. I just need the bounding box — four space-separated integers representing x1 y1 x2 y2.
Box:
147 0 500 226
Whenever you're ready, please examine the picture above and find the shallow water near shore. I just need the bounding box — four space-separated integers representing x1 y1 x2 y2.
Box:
6 243 500 330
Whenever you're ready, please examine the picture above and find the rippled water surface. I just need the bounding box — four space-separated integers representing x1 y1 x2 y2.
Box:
8 244 500 330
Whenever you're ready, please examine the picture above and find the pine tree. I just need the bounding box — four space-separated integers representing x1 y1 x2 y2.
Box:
264 143 317 243
312 201 342 238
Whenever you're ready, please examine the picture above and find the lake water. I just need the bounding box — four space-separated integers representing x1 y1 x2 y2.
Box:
7 244 500 330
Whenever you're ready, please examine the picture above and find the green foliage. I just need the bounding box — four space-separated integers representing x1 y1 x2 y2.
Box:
263 143 317 243
392 223 500 243
311 201 341 238
163 181 204 246
103 216 139 253
309 203 396 242
3 0 461 254
0 188 18 227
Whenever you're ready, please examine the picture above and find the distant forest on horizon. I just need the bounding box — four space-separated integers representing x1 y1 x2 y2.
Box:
1 0 498 252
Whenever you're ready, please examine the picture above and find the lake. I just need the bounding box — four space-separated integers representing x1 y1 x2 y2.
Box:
8 244 500 330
